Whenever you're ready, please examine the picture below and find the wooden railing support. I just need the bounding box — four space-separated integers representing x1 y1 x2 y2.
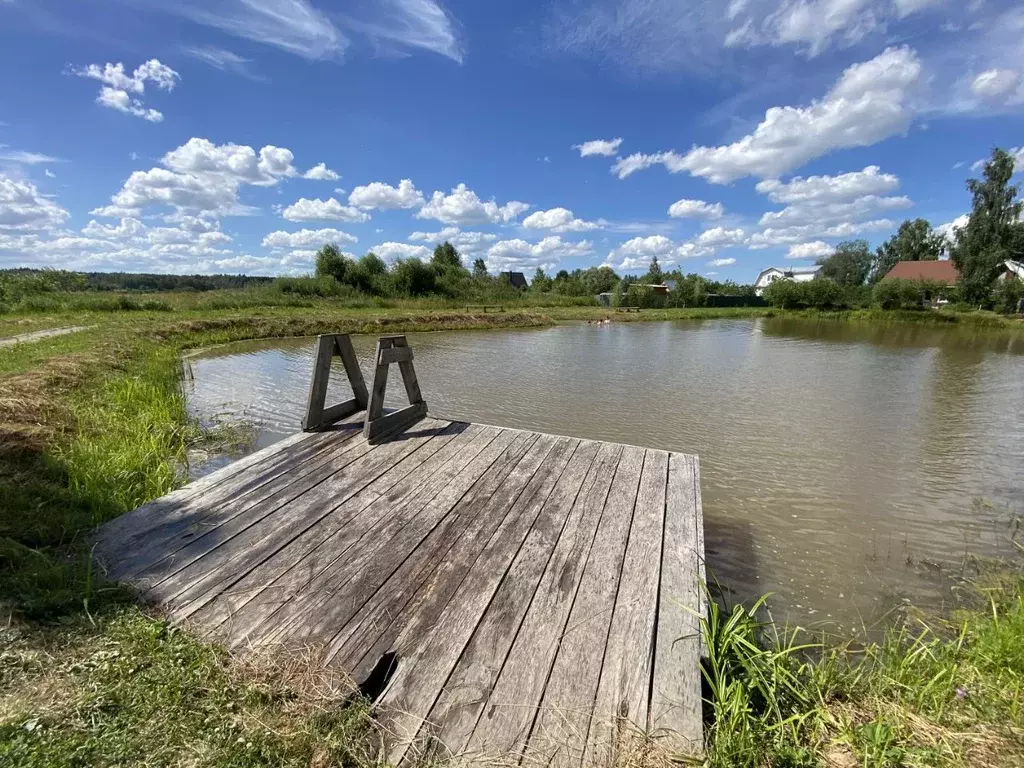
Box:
302 334 369 431
363 335 428 443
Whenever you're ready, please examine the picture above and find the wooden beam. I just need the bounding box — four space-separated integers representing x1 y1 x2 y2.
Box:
380 346 413 365
303 334 369 431
364 402 428 443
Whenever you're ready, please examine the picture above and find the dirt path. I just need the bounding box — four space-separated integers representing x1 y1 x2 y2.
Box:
0 326 91 347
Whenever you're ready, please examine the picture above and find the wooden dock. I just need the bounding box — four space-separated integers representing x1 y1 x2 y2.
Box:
94 335 705 765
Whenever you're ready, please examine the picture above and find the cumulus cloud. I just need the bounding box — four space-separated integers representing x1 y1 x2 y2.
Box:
969 68 1022 104
348 179 424 210
262 228 358 248
0 174 71 231
417 183 529 225
696 227 747 247
486 236 593 272
706 257 736 267
748 219 895 249
521 207 605 232
369 242 432 262
302 162 340 181
407 226 497 256
936 214 970 243
572 138 623 157
605 234 709 267
758 194 912 227
786 241 835 260
163 138 297 185
281 197 370 222
613 47 922 183
71 59 179 122
755 166 899 204
668 199 724 219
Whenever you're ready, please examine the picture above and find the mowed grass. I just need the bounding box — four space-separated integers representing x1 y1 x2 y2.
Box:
1 303 1023 766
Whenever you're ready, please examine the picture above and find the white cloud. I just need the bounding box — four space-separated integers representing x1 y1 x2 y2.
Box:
748 218 895 248
348 179 424 210
667 199 724 219
572 138 623 157
44 169 57 179
755 166 899 203
706 257 736 267
613 47 921 183
521 207 605 232
302 162 340 181
370 242 432 262
182 46 259 79
0 174 70 231
0 149 63 165
417 183 530 225
758 194 912 227
407 226 497 257
486 235 593 271
696 227 747 247
163 138 297 185
936 214 969 243
281 197 370 222
786 241 835 260
344 0 465 63
605 234 709 268
71 59 179 122
969 68 1022 104
165 0 347 60
262 228 358 249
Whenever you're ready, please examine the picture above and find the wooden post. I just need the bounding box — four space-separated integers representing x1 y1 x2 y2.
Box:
363 335 428 443
302 334 369 431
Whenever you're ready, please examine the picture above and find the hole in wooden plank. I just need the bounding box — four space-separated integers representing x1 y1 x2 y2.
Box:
356 651 400 704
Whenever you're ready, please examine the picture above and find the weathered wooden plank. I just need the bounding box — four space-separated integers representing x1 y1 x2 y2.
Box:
140 421 464 601
316 398 361 429
195 423 499 640
457 442 624 761
365 338 391 422
364 402 428 443
302 334 335 431
585 450 668 766
374 434 577 765
115 421 371 583
649 452 702 752
335 333 369 408
393 335 423 405
146 418 452 617
323 433 561 674
98 419 363 578
380 346 413 364
411 439 594 760
254 429 538 653
526 446 644 767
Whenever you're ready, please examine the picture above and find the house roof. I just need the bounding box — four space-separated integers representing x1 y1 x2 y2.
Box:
500 271 528 289
754 264 822 283
883 260 960 284
1004 260 1024 280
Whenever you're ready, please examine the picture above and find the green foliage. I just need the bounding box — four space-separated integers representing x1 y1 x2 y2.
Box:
951 148 1024 304
472 258 489 279
431 241 462 269
873 278 928 309
531 267 552 292
643 256 664 284
818 239 873 286
763 278 849 309
275 276 347 297
992 278 1024 314
871 218 946 283
391 258 437 296
313 243 348 283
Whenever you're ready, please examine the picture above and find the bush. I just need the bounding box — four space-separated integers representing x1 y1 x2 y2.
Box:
762 279 806 309
391 258 436 296
762 278 853 310
993 278 1024 314
275 276 346 297
873 279 924 310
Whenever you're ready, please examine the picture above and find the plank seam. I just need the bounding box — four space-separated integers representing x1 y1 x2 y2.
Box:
646 451 671 732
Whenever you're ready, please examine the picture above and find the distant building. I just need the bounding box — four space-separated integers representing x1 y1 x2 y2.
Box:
637 283 670 295
882 260 960 285
596 292 615 306
753 265 823 296
500 271 528 290
1000 259 1024 282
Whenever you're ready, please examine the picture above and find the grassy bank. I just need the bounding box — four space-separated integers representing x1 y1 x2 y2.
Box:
2 306 1023 766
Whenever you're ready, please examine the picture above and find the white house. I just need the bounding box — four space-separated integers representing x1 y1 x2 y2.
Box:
753 265 824 296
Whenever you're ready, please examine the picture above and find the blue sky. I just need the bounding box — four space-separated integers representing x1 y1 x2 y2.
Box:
1 0 1023 282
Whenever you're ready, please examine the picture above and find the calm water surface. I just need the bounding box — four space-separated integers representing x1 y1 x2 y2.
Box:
184 319 1024 632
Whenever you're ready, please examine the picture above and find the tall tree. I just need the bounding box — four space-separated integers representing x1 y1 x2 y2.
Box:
314 243 347 282
532 267 553 291
646 256 664 283
432 241 462 269
818 240 872 286
472 258 489 279
871 218 945 283
950 148 1024 304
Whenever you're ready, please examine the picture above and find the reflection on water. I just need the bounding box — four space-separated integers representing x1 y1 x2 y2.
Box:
184 319 1024 632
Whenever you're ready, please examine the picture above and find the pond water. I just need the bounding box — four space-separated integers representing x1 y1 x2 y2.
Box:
183 318 1024 633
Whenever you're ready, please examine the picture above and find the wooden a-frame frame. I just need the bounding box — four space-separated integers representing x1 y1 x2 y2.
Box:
301 334 369 431
363 335 428 443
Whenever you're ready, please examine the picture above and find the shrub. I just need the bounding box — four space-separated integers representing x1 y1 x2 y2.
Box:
762 279 805 309
275 276 345 297
391 258 437 296
993 278 1024 314
872 278 954 310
